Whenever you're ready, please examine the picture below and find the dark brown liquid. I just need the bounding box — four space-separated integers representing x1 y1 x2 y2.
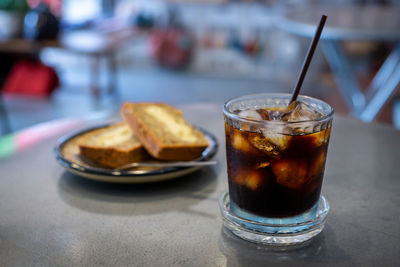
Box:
225 120 331 218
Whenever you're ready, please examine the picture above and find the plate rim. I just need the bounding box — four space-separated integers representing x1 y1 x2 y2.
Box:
54 123 219 182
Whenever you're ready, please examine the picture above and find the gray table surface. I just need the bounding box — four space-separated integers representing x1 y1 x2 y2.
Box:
278 5 400 40
1 102 400 266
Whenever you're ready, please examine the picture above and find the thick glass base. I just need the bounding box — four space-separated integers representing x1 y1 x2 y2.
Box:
219 191 329 247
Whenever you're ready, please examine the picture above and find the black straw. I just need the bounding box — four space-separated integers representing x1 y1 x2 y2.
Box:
290 15 327 104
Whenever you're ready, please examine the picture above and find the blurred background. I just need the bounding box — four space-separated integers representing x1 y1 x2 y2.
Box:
0 0 399 136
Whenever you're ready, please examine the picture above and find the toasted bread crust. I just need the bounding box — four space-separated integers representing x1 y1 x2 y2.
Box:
78 122 149 168
121 102 208 161
79 145 148 168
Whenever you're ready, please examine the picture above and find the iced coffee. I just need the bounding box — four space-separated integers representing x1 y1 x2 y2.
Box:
223 93 333 224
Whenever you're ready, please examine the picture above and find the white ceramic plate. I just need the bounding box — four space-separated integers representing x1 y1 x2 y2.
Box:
54 124 218 183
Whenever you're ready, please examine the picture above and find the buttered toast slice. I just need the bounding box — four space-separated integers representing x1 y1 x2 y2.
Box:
78 122 149 168
121 102 209 161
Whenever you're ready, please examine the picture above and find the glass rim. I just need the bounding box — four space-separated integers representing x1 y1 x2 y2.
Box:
223 93 334 126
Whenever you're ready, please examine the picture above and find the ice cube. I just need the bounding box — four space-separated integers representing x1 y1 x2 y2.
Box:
299 127 331 149
257 162 270 169
255 109 271 120
249 134 279 156
263 131 291 150
281 101 321 122
238 109 262 120
231 131 253 153
271 159 308 190
308 151 326 177
234 169 262 190
311 127 331 147
249 129 291 157
237 109 263 131
260 128 291 151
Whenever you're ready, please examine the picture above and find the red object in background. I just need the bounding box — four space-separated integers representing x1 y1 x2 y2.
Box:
2 60 59 97
244 38 259 56
151 28 194 69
